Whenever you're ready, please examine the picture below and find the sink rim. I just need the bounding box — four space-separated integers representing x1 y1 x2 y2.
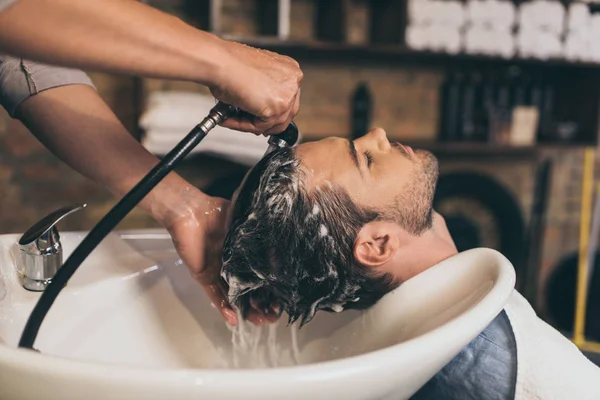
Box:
0 240 515 383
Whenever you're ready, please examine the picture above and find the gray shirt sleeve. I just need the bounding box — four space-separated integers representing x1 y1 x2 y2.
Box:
0 0 17 12
0 55 96 117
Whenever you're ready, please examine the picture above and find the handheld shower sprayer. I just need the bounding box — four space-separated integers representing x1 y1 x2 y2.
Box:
18 101 298 350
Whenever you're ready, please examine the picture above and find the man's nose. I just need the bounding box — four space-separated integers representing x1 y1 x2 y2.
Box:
366 127 390 150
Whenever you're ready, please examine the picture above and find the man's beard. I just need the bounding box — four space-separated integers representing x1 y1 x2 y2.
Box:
387 150 439 235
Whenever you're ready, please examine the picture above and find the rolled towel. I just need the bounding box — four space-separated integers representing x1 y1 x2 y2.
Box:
516 26 562 59
435 0 466 28
405 24 430 51
464 25 492 55
590 39 600 63
518 0 565 35
465 25 514 57
466 0 516 30
429 24 463 54
491 29 516 58
407 0 434 26
536 29 563 59
567 2 591 34
408 0 466 28
590 12 600 36
564 30 592 61
465 0 486 24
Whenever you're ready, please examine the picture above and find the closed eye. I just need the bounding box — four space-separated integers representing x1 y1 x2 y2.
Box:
364 151 374 167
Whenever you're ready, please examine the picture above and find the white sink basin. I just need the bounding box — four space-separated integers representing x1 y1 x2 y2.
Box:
0 229 515 400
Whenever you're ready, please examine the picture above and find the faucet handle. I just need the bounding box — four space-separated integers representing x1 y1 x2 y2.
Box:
19 204 87 251
18 204 86 291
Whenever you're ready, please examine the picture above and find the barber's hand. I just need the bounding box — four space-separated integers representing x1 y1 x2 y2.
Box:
163 196 237 324
209 40 303 136
163 195 274 326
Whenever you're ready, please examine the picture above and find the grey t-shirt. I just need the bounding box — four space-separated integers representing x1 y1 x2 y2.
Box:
0 0 17 11
0 0 95 117
0 0 16 13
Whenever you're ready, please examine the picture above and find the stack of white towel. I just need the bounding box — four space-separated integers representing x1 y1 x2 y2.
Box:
403 0 600 64
563 2 600 62
464 0 516 58
515 0 564 60
139 91 277 167
405 0 465 54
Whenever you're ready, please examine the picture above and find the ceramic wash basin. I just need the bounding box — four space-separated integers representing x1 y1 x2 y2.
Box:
0 229 515 400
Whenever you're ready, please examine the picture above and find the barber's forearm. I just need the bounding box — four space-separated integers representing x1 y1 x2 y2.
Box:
15 84 209 226
0 0 227 86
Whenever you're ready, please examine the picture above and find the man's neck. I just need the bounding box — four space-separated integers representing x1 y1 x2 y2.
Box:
388 215 459 282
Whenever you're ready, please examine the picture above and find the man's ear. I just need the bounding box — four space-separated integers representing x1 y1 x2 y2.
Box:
353 221 401 268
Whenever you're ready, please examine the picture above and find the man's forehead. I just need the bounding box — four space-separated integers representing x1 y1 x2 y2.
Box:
295 137 357 189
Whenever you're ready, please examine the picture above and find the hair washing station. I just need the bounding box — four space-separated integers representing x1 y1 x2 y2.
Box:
0 103 516 399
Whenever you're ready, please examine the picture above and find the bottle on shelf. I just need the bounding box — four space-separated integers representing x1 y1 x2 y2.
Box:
257 0 291 39
460 71 484 142
351 82 372 140
511 68 530 107
478 69 498 142
315 0 346 42
538 81 556 142
438 69 464 143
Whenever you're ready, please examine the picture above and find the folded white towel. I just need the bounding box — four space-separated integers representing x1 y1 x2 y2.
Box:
142 128 270 166
139 91 220 131
138 90 298 166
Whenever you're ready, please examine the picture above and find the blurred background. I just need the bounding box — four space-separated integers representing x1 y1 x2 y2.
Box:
2 0 600 347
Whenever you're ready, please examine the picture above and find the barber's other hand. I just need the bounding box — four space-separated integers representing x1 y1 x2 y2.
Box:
163 195 274 327
162 196 237 325
210 40 303 136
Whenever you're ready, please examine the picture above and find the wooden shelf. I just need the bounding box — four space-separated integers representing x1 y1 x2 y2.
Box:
299 136 593 158
223 35 600 70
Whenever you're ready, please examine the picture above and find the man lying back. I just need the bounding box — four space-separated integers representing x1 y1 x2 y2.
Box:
221 128 600 399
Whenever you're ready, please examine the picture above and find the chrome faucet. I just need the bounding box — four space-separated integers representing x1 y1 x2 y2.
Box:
18 204 86 291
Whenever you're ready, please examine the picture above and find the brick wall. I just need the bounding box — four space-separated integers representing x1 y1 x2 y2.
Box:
0 73 162 235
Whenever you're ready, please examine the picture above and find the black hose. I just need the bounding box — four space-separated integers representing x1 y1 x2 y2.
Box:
18 102 235 349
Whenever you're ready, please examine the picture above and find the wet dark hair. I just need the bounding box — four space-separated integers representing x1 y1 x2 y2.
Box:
221 147 399 327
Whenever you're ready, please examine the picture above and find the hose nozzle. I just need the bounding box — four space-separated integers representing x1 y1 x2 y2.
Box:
266 121 299 154
211 101 298 154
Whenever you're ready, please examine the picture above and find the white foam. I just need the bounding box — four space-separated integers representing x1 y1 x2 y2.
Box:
319 225 328 237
